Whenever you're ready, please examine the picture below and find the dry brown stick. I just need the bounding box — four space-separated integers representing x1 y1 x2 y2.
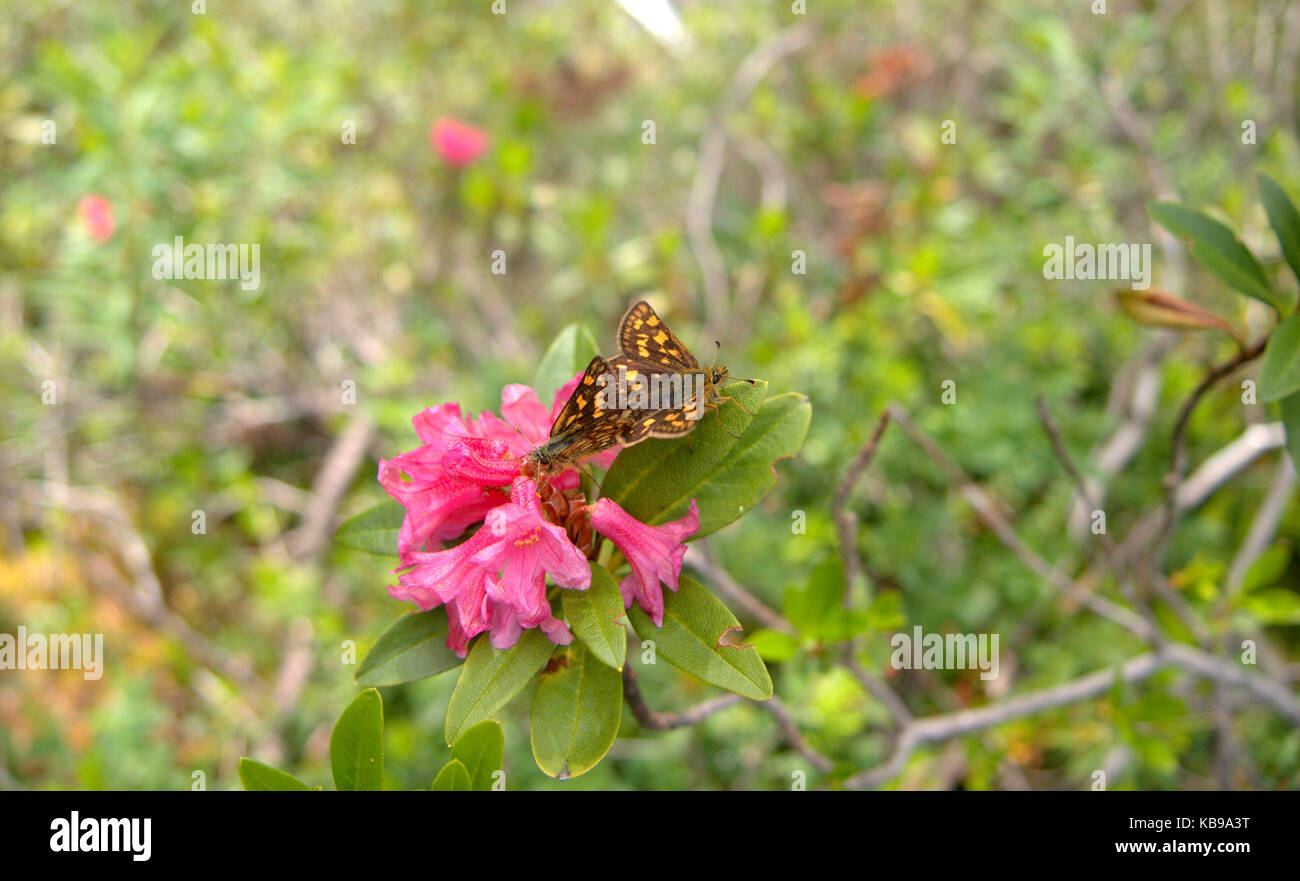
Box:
688 23 815 338
1034 396 1164 641
763 696 833 773
843 642 1300 788
887 404 1155 640
621 666 742 730
1154 336 1269 558
287 413 377 561
827 409 912 726
23 482 267 697
685 545 792 635
832 409 892 602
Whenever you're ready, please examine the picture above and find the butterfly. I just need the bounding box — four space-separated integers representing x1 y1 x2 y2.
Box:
608 299 756 440
524 354 666 481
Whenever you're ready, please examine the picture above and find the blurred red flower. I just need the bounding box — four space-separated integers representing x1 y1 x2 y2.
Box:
428 117 489 167
76 194 115 243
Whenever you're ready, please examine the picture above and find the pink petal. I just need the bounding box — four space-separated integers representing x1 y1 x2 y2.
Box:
590 498 699 627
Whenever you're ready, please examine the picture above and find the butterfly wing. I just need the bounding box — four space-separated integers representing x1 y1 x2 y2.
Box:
617 299 700 371
531 355 636 464
606 356 707 440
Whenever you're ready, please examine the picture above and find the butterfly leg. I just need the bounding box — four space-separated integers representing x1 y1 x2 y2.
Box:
713 391 756 417
706 399 744 439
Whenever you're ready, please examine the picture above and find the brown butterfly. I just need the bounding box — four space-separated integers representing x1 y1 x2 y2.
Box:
609 299 756 439
524 355 665 480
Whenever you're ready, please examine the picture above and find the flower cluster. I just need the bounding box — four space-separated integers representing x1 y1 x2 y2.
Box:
380 373 699 655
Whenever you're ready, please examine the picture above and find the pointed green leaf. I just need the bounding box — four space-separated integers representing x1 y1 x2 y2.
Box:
445 629 555 745
1242 588 1300 625
450 720 505 791
431 759 473 791
1258 314 1300 402
1148 201 1284 311
748 629 800 662
602 386 809 539
1259 173 1300 296
330 688 384 791
237 758 312 791
530 642 623 780
336 500 404 556
626 575 773 700
1281 391 1300 470
533 323 601 404
356 607 463 687
562 563 628 671
1240 542 1290 594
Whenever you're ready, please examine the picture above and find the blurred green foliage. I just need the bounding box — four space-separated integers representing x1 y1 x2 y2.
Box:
3 0 1300 790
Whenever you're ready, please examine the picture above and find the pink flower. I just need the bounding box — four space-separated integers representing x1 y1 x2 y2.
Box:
379 378 621 558
77 194 115 242
471 478 591 648
379 403 516 557
379 374 639 655
389 477 590 654
429 117 489 167
391 527 497 655
589 498 699 626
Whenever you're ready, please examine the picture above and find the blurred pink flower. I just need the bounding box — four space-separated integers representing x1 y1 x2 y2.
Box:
76 194 115 242
589 498 699 626
429 117 489 167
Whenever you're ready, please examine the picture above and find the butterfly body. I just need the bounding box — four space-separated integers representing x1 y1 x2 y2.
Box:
524 355 669 483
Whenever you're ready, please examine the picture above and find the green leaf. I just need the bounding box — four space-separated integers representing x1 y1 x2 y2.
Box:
330 688 384 791
445 629 555 745
748 629 800 662
1258 314 1300 402
1259 173 1300 295
864 591 906 631
626 575 773 700
336 500 404 556
450 720 505 791
1240 542 1291 594
530 642 623 780
356 607 464 687
237 758 312 791
562 563 628 671
1242 588 1300 625
1148 201 1284 311
601 387 809 539
784 556 843 634
431 759 473 791
1281 392 1300 470
533 323 601 405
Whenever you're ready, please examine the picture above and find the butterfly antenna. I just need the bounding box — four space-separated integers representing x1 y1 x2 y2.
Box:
576 461 604 492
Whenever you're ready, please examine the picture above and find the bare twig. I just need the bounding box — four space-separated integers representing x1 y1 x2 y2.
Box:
621 665 742 730
287 413 377 561
888 404 1155 640
685 545 792 635
688 23 814 337
763 696 833 773
1225 454 1297 595
832 409 892 603
1035 396 1164 640
844 642 1300 788
1155 336 1269 556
